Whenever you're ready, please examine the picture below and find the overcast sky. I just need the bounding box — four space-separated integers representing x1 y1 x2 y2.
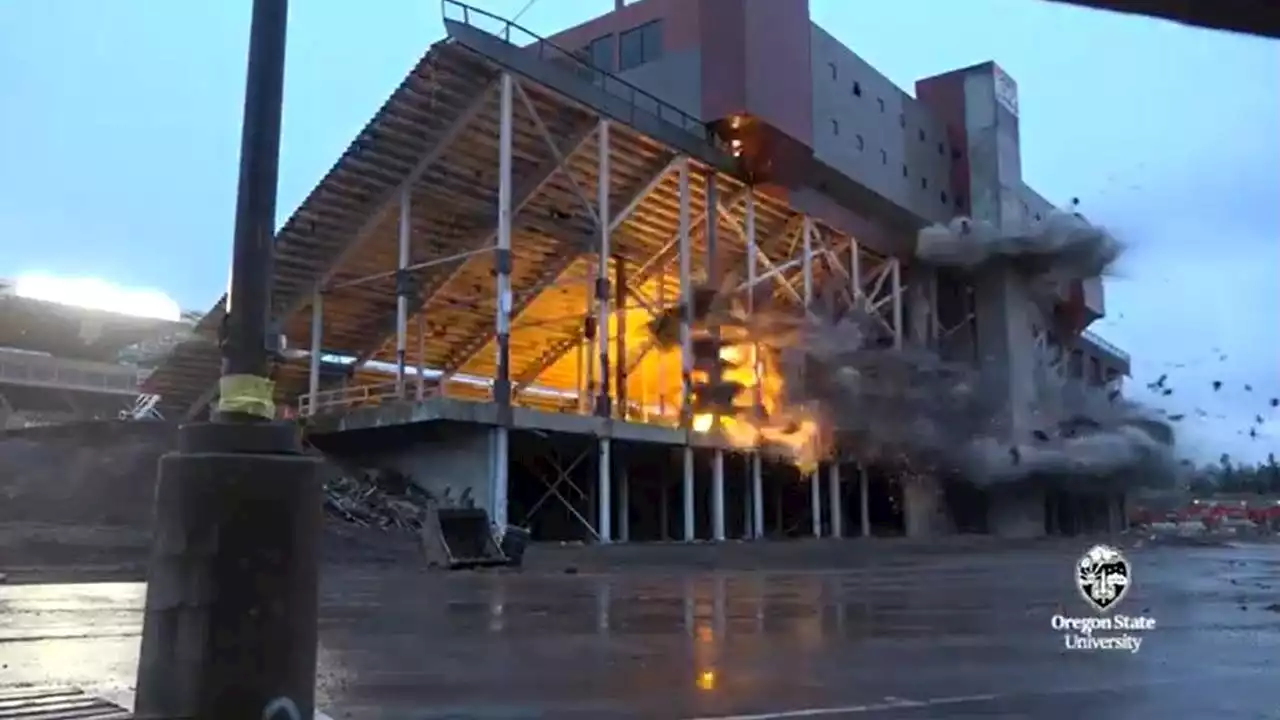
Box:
0 0 1275 463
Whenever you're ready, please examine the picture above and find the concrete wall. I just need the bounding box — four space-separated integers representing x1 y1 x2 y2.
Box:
348 422 506 530
808 25 954 224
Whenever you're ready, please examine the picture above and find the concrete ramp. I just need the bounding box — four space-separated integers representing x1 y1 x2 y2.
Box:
420 506 508 569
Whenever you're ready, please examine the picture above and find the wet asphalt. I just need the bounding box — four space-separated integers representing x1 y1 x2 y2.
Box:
2 539 1279 719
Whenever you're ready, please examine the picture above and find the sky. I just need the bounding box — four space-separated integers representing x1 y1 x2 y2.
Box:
0 0 1275 463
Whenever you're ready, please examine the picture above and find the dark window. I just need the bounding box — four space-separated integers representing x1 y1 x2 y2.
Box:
937 142 944 155
877 98 885 113
1089 356 1103 386
1035 213 1042 221
899 113 906 128
619 20 663 71
951 147 962 161
880 149 887 165
586 34 615 72
902 164 908 178
1069 350 1084 379
940 191 948 205
918 129 926 142
828 62 838 80
852 81 862 97
955 194 966 209
831 119 839 135
855 134 864 150
921 177 928 190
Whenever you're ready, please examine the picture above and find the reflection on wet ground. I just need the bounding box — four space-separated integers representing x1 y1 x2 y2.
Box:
2 541 1279 718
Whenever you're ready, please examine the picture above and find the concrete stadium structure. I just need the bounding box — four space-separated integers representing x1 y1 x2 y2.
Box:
0 279 193 429
142 0 1131 542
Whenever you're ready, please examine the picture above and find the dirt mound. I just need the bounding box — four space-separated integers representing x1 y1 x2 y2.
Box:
0 420 173 527
0 421 422 577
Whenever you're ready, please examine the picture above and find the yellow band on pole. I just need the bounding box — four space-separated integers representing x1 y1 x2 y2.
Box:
217 374 277 419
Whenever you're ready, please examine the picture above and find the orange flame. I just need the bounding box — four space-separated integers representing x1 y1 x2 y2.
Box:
655 339 822 475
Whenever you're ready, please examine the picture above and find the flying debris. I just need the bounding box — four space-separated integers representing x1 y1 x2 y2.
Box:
643 203 1176 491
1213 381 1223 391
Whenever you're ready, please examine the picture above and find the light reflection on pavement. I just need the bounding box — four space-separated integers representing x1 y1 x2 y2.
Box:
1 542 1279 719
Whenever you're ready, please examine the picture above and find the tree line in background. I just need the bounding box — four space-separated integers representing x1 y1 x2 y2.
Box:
1188 453 1280 497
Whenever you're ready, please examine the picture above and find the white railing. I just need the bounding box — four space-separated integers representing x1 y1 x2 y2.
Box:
297 381 404 416
0 348 143 395
121 393 164 420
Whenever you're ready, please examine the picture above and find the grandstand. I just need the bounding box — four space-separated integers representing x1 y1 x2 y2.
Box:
0 278 196 429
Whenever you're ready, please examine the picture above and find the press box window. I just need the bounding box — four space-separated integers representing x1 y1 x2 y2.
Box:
619 20 663 71
586 34 615 72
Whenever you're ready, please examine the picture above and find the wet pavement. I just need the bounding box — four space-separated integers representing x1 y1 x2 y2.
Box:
2 540 1280 719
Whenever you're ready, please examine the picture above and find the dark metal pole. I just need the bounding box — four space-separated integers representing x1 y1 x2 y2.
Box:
134 1 323 718
224 0 287 387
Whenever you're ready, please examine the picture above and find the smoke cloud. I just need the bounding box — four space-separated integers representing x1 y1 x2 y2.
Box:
656 206 1177 491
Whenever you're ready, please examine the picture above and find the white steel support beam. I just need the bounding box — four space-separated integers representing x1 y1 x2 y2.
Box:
745 190 763 541
395 187 412 398
682 445 696 541
706 172 725 543
811 466 823 538
802 217 822 538
751 454 764 539
491 72 515 537
859 463 871 537
711 445 725 541
494 72 515 408
595 118 613 545
828 462 843 538
619 466 630 543
598 437 612 543
307 291 323 416
678 158 695 542
594 119 612 418
416 313 426 400
891 258 904 349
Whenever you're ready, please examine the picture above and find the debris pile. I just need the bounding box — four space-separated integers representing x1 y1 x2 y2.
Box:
323 468 441 531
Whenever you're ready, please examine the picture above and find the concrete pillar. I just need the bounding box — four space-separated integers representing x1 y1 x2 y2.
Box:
988 486 1047 538
619 466 630 542
901 474 945 538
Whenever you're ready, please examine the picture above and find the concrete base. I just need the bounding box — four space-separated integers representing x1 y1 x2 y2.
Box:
352 422 506 530
988 487 1046 538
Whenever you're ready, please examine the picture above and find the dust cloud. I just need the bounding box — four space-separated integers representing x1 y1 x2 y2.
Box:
658 205 1176 490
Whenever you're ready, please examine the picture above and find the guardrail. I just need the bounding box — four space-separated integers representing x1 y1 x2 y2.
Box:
0 348 142 395
441 0 717 147
297 381 407 416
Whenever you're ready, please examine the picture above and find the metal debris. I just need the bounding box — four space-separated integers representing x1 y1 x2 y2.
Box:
323 468 439 531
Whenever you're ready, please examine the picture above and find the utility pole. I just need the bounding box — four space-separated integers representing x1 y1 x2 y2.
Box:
132 1 324 718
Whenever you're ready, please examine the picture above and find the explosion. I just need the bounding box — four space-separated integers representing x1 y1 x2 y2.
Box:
643 204 1178 491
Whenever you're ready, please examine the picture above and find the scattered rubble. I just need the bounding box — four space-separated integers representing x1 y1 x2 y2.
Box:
323 468 434 531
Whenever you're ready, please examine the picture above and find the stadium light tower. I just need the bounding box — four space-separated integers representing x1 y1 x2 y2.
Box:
132 1 324 718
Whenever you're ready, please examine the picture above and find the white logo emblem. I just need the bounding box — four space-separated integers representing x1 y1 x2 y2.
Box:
1076 543 1130 613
